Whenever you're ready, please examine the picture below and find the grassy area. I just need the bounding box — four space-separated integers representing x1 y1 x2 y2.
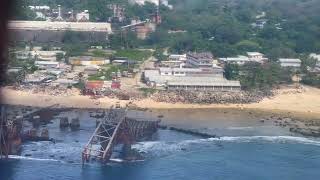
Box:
114 49 152 61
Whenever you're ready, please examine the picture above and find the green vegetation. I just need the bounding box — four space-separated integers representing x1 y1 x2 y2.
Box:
301 73 320 88
88 65 127 81
56 52 65 61
114 49 152 61
90 50 107 57
138 87 158 96
17 0 320 59
153 48 167 62
225 62 293 90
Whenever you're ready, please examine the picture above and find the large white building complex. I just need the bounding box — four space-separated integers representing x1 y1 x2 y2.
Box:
144 52 241 91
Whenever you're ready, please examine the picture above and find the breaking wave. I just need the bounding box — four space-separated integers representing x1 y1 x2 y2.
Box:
133 136 320 155
227 126 254 130
8 155 63 162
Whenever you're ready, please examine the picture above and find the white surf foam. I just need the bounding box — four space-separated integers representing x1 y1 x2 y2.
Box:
227 126 254 130
133 136 320 154
8 155 62 162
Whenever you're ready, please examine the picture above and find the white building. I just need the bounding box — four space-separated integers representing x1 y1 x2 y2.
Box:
168 54 187 62
129 0 159 5
29 6 50 11
159 67 223 77
219 56 250 65
186 52 214 68
219 52 267 65
144 69 240 91
76 10 90 22
35 61 60 69
309 53 320 70
247 52 268 63
278 58 301 68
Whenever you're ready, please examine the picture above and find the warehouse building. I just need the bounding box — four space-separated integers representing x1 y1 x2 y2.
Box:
167 77 241 92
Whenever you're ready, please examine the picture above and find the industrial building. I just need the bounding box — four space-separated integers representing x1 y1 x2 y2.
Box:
167 77 241 92
8 21 112 43
8 21 112 33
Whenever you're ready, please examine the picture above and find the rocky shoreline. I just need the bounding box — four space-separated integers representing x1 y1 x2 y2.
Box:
261 115 320 137
150 90 273 104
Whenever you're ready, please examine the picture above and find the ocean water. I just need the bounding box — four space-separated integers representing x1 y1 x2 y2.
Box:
1 109 320 180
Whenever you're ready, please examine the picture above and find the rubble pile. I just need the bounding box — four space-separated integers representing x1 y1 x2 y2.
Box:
151 90 273 104
14 85 76 96
102 89 144 100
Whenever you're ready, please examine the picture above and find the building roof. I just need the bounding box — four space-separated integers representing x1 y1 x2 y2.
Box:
167 76 241 87
219 56 250 62
69 56 106 61
247 52 264 56
279 58 301 63
53 79 78 85
8 21 112 33
169 54 187 58
310 53 320 61
35 61 59 65
85 81 104 90
187 52 213 60
145 70 240 87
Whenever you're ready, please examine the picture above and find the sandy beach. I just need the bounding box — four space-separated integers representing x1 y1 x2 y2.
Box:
1 85 320 119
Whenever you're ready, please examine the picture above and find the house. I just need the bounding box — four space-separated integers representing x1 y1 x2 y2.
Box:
279 58 301 68
129 0 159 5
247 52 268 63
308 53 320 71
24 71 54 84
186 52 214 68
15 51 32 60
84 66 100 75
219 56 250 65
35 61 60 69
219 52 267 65
76 10 90 22
69 56 109 66
168 54 187 62
310 53 320 61
84 80 104 95
33 50 66 61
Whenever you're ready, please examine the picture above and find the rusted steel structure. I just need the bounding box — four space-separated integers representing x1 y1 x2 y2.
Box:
0 106 9 158
82 107 159 164
0 104 59 157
